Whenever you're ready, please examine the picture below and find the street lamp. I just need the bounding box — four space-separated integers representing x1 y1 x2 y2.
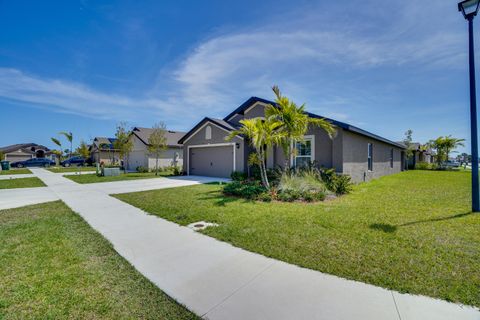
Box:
459 0 480 212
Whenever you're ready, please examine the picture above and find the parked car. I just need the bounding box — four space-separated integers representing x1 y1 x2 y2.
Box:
10 158 55 168
444 160 460 168
61 156 87 167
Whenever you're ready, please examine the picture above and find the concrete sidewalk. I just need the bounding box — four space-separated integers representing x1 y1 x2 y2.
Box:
0 173 35 180
0 187 59 209
30 168 479 320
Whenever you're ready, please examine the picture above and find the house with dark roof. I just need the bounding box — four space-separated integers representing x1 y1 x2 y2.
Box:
0 143 54 162
178 97 406 182
89 137 119 165
407 143 435 168
127 127 186 171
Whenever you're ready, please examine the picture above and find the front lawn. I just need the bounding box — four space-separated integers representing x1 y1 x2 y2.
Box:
66 171 175 184
47 166 96 173
114 170 480 307
0 168 31 175
0 177 45 189
0 201 198 319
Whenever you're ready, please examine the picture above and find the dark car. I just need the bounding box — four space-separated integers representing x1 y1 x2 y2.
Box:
11 158 55 168
61 156 86 167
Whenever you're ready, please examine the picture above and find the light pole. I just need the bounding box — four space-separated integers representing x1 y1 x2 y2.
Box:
459 0 480 212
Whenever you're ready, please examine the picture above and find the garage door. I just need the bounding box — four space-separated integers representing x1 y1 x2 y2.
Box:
189 146 234 178
5 154 31 162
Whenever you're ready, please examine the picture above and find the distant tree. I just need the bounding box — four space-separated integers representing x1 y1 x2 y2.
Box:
59 131 73 159
147 122 168 176
427 136 465 165
114 122 133 173
0 151 4 161
76 140 90 161
51 137 62 163
402 130 415 159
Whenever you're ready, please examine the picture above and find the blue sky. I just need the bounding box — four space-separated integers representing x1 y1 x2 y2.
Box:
0 0 474 153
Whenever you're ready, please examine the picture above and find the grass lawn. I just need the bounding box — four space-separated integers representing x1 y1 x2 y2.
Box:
66 171 175 184
114 170 480 307
0 201 198 319
0 168 31 175
0 177 45 189
47 166 96 173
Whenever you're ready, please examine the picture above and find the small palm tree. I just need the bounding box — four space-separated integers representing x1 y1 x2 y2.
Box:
227 117 284 189
59 131 73 159
266 85 335 169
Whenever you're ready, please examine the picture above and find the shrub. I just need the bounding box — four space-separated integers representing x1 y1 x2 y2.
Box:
172 165 182 175
223 180 266 199
415 162 431 170
257 192 273 202
136 166 149 173
278 171 327 202
277 189 301 202
331 174 353 195
231 171 248 181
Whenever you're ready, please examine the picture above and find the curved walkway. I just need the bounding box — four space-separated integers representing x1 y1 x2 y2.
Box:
27 168 479 319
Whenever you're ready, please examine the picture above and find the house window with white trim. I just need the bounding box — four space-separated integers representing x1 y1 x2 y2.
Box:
367 143 373 171
205 125 212 140
295 136 314 168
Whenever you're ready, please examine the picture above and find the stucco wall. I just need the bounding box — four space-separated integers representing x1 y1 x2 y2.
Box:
182 122 244 174
342 131 403 182
147 148 183 169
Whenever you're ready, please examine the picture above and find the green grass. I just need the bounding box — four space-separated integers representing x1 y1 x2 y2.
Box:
0 177 45 189
66 171 175 184
0 201 198 319
114 170 480 307
47 166 96 173
0 168 31 175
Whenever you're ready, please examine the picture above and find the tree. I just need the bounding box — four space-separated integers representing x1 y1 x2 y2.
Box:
51 137 62 163
113 122 133 173
76 140 90 160
402 129 415 163
0 151 4 161
148 122 168 175
266 85 335 169
427 136 465 165
59 131 73 159
227 117 284 189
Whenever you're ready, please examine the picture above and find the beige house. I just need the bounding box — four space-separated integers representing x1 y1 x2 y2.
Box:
127 127 185 171
0 143 54 162
89 137 119 165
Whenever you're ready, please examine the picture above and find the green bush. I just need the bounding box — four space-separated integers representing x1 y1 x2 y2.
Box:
415 162 432 170
278 171 327 202
223 180 266 199
136 166 149 173
331 174 353 195
277 189 302 202
257 192 273 202
231 171 248 181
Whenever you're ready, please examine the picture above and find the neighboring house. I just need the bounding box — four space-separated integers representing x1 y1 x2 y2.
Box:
127 127 185 171
178 97 406 182
89 137 118 165
405 143 435 168
0 143 54 162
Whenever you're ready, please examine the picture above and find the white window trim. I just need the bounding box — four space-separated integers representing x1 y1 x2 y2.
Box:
291 135 315 167
182 121 243 144
187 143 236 176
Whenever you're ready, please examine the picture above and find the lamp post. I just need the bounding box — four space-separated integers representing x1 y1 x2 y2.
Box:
459 0 480 212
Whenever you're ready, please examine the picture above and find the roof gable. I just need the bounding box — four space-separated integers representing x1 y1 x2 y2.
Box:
131 127 186 147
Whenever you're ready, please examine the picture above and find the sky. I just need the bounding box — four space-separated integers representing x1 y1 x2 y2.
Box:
0 0 475 154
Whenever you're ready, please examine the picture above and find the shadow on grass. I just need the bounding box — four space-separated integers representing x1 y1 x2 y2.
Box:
198 190 255 206
370 212 472 233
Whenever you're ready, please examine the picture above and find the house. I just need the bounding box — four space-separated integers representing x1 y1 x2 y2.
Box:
89 137 118 165
127 127 185 171
178 97 406 182
406 143 435 168
0 143 54 162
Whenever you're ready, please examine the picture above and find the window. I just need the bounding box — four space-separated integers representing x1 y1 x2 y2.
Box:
390 148 394 168
367 143 373 171
295 136 314 168
205 125 212 140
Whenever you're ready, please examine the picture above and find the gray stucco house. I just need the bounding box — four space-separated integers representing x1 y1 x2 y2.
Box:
178 97 406 182
127 127 185 171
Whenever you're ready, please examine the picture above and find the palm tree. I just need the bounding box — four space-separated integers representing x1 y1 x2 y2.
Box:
265 85 336 169
442 135 465 162
427 136 465 165
51 137 62 164
59 131 73 159
227 118 284 189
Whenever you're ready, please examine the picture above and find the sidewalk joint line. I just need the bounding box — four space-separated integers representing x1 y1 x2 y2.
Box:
391 292 402 320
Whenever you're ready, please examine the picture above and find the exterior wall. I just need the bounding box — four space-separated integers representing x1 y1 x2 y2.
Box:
182 122 244 174
92 150 117 165
127 135 148 170
147 147 183 169
243 102 268 119
342 131 403 183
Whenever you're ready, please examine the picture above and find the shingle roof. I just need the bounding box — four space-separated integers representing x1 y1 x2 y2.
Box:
0 143 51 154
177 117 241 144
132 127 186 147
224 97 405 149
92 137 117 150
